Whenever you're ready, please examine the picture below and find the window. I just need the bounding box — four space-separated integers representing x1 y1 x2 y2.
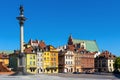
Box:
51 63 53 66
33 56 35 59
38 59 39 61
41 69 42 72
68 61 70 64
37 63 39 66
75 57 77 60
110 60 111 62
30 61 32 65
47 53 49 55
54 58 56 61
66 61 67 64
54 69 57 72
109 55 111 57
109 64 111 67
113 60 115 62
44 58 46 60
19 59 22 66
51 58 53 61
33 61 35 65
30 56 32 59
51 53 53 56
76 62 78 65
37 54 39 56
69 56 70 59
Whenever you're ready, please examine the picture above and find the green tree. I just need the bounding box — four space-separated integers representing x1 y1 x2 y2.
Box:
114 57 120 73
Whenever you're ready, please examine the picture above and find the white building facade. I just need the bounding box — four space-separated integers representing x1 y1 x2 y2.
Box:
36 51 44 73
59 50 75 73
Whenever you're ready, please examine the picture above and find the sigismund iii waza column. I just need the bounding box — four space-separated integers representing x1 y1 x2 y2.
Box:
16 5 27 75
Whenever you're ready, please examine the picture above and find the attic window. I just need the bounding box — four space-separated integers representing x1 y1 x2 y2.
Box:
80 51 84 54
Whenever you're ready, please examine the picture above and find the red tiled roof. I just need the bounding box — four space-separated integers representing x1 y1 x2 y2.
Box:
67 45 75 51
24 47 33 53
38 41 46 49
99 51 116 59
0 53 9 59
32 40 39 43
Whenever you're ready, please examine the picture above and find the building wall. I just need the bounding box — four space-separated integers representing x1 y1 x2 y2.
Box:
74 53 82 72
58 54 65 73
75 53 94 73
26 53 37 74
95 51 116 73
0 58 9 66
81 57 94 73
43 50 58 73
0 53 9 66
64 51 74 73
50 51 58 73
108 59 114 72
95 58 108 72
58 51 74 73
43 51 50 73
37 51 43 73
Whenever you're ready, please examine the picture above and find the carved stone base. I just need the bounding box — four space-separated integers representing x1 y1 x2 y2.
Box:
10 71 33 76
10 67 33 76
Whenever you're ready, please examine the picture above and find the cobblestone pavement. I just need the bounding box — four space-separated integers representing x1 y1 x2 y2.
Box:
0 73 120 80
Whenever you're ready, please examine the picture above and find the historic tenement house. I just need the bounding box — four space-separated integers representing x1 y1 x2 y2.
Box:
74 49 95 73
59 50 75 73
43 45 58 73
95 51 116 72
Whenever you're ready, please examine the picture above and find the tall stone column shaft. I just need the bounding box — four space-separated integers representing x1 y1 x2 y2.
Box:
20 24 24 53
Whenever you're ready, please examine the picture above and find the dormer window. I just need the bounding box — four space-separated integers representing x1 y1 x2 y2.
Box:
109 55 111 57
80 51 84 54
77 43 80 48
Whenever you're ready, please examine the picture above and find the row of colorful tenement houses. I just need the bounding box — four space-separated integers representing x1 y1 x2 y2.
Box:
0 35 116 74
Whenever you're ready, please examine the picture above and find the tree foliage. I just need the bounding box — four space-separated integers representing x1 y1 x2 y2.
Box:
114 57 120 73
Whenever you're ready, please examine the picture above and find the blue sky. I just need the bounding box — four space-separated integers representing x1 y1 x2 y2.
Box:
0 0 120 56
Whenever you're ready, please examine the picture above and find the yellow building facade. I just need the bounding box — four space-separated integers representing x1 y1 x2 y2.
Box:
0 54 9 66
0 58 9 66
26 53 37 74
43 46 58 73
